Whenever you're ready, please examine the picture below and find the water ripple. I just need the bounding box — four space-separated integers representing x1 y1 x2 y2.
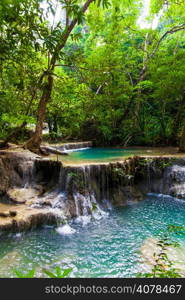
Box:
0 195 185 277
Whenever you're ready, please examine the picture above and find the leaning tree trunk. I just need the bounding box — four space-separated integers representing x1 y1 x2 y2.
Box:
24 74 53 153
179 120 185 152
24 0 95 154
134 33 149 131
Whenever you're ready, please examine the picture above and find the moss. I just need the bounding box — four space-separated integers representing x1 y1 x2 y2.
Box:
154 158 177 170
92 203 97 212
112 167 126 177
137 158 154 167
136 157 176 173
112 166 134 185
67 171 85 193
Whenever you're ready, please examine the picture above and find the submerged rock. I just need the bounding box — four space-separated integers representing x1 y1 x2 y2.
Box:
0 250 22 276
140 237 185 277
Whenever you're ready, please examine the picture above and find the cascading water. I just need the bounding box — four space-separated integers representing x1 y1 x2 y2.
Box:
3 153 185 234
74 193 81 217
25 158 142 228
23 162 105 231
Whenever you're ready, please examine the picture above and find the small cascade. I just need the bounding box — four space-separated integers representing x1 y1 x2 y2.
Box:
82 194 92 215
163 164 185 198
27 161 112 225
64 147 91 152
58 141 92 152
3 157 37 205
17 158 35 188
23 161 35 189
90 193 109 220
74 193 81 217
46 161 140 224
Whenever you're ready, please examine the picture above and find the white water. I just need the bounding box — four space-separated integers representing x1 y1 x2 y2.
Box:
64 147 91 153
56 224 76 235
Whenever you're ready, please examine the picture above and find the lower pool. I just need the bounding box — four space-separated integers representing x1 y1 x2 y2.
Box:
0 194 185 278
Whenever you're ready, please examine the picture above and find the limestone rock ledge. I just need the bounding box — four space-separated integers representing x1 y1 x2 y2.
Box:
0 204 58 233
0 150 60 232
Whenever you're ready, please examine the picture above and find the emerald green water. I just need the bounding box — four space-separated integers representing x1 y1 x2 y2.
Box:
60 147 166 164
0 194 185 278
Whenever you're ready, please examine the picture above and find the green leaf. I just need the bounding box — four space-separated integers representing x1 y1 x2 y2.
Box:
13 269 35 278
42 269 57 278
62 268 73 278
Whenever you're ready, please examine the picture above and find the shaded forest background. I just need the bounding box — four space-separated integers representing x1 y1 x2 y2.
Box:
0 0 185 150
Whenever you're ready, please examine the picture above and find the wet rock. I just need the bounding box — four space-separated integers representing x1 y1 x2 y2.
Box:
42 200 52 207
0 210 17 218
6 189 27 204
34 159 61 189
0 151 35 192
6 187 42 204
0 205 58 233
9 210 17 217
0 211 10 218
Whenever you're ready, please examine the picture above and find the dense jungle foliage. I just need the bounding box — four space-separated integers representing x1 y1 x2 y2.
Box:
0 0 185 150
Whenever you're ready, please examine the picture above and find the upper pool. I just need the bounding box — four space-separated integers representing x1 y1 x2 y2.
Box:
55 147 179 165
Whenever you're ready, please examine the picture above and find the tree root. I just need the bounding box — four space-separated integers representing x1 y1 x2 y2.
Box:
0 141 10 149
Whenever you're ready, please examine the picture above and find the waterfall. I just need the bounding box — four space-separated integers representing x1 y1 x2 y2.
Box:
1 155 147 223
20 159 35 188
48 161 140 222
41 162 117 222
3 151 185 233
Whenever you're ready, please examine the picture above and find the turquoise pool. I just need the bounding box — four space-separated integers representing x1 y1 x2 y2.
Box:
0 194 185 278
58 147 173 164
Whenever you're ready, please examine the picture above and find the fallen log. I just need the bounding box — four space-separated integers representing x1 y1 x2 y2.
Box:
40 146 69 156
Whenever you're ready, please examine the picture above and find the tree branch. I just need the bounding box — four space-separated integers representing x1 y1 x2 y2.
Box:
150 24 185 59
50 0 95 68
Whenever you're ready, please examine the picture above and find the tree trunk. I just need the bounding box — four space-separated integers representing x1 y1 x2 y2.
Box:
179 120 185 152
24 74 53 153
24 0 95 154
134 33 149 130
